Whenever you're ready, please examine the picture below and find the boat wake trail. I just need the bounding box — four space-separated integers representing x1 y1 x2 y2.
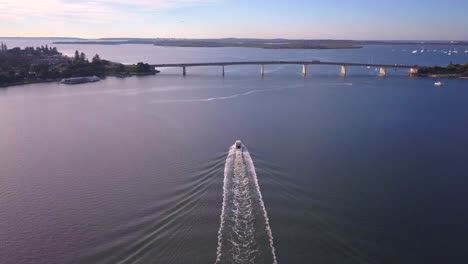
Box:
150 88 275 104
215 143 277 264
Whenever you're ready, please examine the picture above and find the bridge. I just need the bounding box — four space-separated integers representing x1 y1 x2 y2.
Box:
151 61 420 77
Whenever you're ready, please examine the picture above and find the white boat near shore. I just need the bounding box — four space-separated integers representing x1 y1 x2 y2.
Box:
60 76 100 85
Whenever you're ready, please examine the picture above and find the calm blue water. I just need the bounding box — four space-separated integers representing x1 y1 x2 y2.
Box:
1 39 468 264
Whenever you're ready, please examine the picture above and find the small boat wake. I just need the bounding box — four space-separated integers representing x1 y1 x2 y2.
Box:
150 85 303 104
215 142 277 264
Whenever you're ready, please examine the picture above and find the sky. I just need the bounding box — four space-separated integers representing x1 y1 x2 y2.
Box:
1 0 467 40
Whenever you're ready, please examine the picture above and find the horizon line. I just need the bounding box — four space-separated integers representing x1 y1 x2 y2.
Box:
1 37 468 42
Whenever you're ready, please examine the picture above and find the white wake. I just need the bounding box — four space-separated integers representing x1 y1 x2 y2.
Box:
150 88 276 104
215 143 277 263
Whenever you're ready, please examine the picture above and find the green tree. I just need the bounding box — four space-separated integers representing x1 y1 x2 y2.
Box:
74 50 80 61
0 42 7 51
79 52 86 62
92 54 101 64
136 62 151 73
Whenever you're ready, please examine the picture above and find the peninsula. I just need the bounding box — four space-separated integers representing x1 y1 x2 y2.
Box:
53 38 363 49
0 43 158 88
416 63 468 78
52 38 468 50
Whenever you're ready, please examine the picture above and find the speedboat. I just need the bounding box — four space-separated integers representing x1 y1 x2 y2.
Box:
434 81 443 86
235 140 242 149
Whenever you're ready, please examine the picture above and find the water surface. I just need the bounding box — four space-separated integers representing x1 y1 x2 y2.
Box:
1 39 468 264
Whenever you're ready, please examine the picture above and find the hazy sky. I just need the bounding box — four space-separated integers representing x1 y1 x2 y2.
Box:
1 0 467 40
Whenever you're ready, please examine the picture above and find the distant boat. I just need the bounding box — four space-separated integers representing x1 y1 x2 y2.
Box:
367 57 374 69
434 81 443 87
452 50 458 54
420 48 424 52
465 49 468 53
60 76 100 84
433 49 437 52
412 50 418 54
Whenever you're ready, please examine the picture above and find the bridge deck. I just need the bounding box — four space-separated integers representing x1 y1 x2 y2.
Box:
151 61 419 69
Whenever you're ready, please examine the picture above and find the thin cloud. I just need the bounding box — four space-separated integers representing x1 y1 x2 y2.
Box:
0 0 216 22
98 0 216 8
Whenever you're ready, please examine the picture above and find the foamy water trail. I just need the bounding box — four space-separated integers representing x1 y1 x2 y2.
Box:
216 143 277 264
151 85 304 104
151 89 274 104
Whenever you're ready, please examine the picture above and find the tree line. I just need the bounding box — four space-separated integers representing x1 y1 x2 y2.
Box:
1 45 158 87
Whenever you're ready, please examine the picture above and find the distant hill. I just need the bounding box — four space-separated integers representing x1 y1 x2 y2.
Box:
52 38 468 50
0 37 84 40
52 38 361 49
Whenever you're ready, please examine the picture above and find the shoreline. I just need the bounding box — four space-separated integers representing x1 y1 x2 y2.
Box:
51 39 366 50
51 38 468 47
154 44 363 50
53 42 363 50
0 78 61 88
0 72 158 88
0 45 159 88
417 74 467 78
3 73 466 89
416 63 468 78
